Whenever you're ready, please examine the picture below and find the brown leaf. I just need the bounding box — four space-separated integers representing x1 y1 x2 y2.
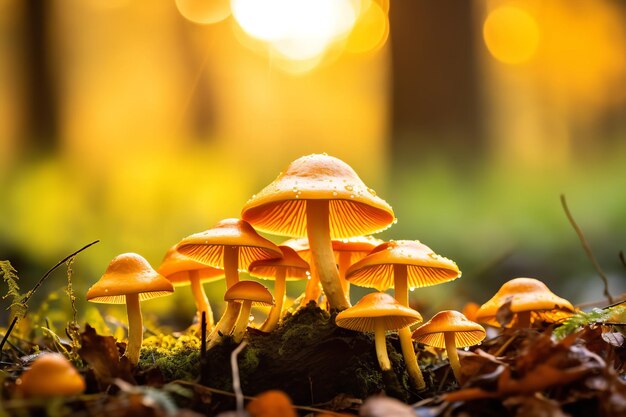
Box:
504 395 570 417
600 331 624 347
496 298 514 327
78 324 134 385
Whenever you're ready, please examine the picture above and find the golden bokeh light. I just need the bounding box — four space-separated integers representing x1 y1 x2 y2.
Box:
483 6 540 65
345 0 389 55
175 0 231 25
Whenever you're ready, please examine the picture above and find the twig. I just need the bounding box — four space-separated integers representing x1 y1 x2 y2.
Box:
560 195 613 304
231 340 247 415
619 251 626 269
200 311 207 384
0 240 100 352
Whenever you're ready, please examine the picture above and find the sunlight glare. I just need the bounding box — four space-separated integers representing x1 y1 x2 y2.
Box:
175 0 231 25
345 0 389 54
483 6 540 65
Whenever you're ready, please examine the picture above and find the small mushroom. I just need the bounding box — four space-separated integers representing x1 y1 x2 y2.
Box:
157 245 224 331
224 281 274 342
335 292 422 373
86 253 174 365
17 353 85 397
249 245 310 332
475 277 576 328
242 154 395 311
411 310 486 384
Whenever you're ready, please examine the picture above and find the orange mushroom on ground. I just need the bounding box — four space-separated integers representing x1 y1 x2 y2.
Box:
336 292 422 374
346 240 461 390
17 353 85 397
242 154 395 311
475 277 576 328
86 253 174 365
249 245 310 332
224 281 274 342
176 218 282 349
157 245 224 332
411 310 486 384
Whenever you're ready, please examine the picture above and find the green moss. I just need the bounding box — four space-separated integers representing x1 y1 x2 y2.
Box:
139 334 201 381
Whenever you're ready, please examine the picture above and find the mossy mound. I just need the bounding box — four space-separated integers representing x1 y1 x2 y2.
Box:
203 302 421 405
139 333 201 381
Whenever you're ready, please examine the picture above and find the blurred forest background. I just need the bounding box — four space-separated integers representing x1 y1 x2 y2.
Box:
0 0 625 329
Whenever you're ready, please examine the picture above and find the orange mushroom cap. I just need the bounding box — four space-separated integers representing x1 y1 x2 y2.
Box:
335 292 423 333
86 253 174 304
411 310 486 348
176 218 282 271
224 281 275 306
241 154 395 239
18 353 85 397
281 235 382 264
157 245 224 286
345 240 461 291
475 277 575 327
249 245 310 281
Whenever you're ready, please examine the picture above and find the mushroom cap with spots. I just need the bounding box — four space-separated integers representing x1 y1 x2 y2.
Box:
241 154 395 239
335 292 423 333
224 280 275 306
86 253 174 303
176 218 282 271
345 240 461 291
18 353 85 397
411 310 486 348
249 245 310 281
157 245 224 286
475 277 575 327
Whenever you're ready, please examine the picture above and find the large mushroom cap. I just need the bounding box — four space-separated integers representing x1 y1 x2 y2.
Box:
241 154 395 239
249 245 310 281
224 281 275 306
86 253 174 304
157 245 224 286
345 240 461 291
335 292 423 333
18 353 85 397
176 218 282 271
475 277 575 327
411 310 486 348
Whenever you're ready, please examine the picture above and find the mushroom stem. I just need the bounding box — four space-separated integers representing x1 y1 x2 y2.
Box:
394 264 426 390
303 262 323 306
516 311 531 328
374 320 392 371
232 301 252 343
306 200 349 310
189 270 214 331
337 252 352 305
444 332 462 383
124 293 143 366
261 269 287 332
207 247 242 349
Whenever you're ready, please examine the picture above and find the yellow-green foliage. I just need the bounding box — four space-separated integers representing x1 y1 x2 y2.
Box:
139 334 201 381
0 260 28 322
553 304 626 339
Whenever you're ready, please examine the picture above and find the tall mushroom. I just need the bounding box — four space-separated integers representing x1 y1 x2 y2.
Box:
336 292 422 374
248 245 310 332
157 245 224 331
411 310 485 384
346 240 461 390
242 154 395 311
224 280 274 342
86 253 174 365
176 218 282 348
475 277 575 328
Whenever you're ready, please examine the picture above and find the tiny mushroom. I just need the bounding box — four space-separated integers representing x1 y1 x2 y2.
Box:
86 252 174 365
157 245 224 331
411 310 486 384
346 240 461 390
475 277 576 328
176 218 282 348
224 280 274 342
17 353 85 397
248 245 310 332
242 154 395 311
335 292 422 374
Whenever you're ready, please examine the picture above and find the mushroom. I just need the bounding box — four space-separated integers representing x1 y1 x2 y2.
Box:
411 310 486 384
242 154 395 311
157 245 224 331
335 292 422 373
224 280 274 342
86 253 174 365
248 245 310 332
475 277 576 328
345 240 461 390
176 218 282 348
17 353 85 397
